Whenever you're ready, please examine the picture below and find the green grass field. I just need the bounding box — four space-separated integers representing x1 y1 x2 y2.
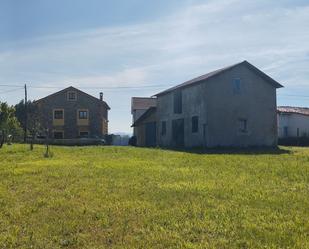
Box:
0 145 308 248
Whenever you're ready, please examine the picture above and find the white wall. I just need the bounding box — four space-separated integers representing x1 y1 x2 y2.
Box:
278 113 309 138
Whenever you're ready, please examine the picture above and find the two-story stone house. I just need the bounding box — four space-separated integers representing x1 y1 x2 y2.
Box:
35 86 110 139
132 60 283 148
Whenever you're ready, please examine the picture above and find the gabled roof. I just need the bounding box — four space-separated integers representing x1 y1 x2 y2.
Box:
35 86 110 110
154 60 283 97
131 97 157 114
278 106 309 116
131 107 156 127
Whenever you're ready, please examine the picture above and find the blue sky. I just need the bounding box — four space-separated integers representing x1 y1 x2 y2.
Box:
0 0 309 133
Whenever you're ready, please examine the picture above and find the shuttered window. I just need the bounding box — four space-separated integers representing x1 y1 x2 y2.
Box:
78 110 88 119
54 110 63 119
238 118 248 133
67 91 77 101
161 121 166 136
192 116 198 133
173 90 182 114
233 78 241 94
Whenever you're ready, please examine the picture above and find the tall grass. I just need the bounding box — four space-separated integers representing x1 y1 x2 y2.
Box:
0 145 308 248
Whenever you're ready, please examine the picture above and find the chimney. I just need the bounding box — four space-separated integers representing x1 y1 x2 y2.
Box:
99 92 103 101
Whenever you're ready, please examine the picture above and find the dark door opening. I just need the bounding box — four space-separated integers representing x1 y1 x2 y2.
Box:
145 122 157 147
172 118 184 147
203 124 207 147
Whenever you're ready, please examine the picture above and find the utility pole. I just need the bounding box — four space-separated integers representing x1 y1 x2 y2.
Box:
24 84 28 143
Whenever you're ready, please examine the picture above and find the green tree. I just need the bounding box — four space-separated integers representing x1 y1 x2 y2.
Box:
0 102 22 147
15 100 42 134
15 100 42 149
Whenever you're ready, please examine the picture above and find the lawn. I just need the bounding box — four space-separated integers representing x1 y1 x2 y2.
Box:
0 145 308 249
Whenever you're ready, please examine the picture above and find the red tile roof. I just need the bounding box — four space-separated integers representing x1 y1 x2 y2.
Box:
131 97 157 113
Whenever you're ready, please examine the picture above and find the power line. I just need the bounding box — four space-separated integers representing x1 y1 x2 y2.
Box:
0 84 24 88
0 87 24 94
28 84 169 90
0 83 170 90
2 83 309 98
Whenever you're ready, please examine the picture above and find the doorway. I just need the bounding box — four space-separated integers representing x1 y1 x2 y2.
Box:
145 122 157 147
172 118 184 147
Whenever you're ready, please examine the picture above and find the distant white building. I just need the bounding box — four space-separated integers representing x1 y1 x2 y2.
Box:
277 106 309 138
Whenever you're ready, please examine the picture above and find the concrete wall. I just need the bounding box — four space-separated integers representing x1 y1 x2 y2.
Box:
157 83 207 148
156 63 278 148
37 88 109 139
132 109 147 136
135 111 157 146
278 113 309 138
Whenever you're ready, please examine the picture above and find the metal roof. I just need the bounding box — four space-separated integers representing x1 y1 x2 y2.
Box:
278 106 309 116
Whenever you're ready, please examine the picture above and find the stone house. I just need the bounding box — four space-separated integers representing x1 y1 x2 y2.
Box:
277 106 309 138
35 86 110 139
132 60 283 148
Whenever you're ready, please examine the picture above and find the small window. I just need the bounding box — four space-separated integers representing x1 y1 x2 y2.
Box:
173 90 182 114
161 121 166 136
53 131 63 139
79 131 89 138
297 128 300 137
238 118 248 133
67 91 77 101
233 78 241 94
54 110 63 119
78 110 88 119
192 116 198 133
284 126 288 137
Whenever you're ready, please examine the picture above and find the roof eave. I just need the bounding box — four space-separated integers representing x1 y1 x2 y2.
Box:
153 60 284 97
131 107 157 127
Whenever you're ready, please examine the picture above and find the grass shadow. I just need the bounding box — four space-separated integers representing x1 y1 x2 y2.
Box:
162 146 291 155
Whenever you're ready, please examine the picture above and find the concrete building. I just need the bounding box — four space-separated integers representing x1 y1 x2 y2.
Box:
132 60 283 148
277 106 309 138
35 86 110 139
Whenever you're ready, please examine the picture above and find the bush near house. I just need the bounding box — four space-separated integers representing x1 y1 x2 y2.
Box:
0 145 308 248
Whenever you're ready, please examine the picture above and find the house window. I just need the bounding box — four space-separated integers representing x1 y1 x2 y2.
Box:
78 110 88 119
173 90 182 114
297 128 300 137
161 121 166 136
54 110 64 119
67 91 77 101
238 118 248 133
79 131 89 138
192 116 199 133
53 131 64 139
284 126 288 137
233 78 241 94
